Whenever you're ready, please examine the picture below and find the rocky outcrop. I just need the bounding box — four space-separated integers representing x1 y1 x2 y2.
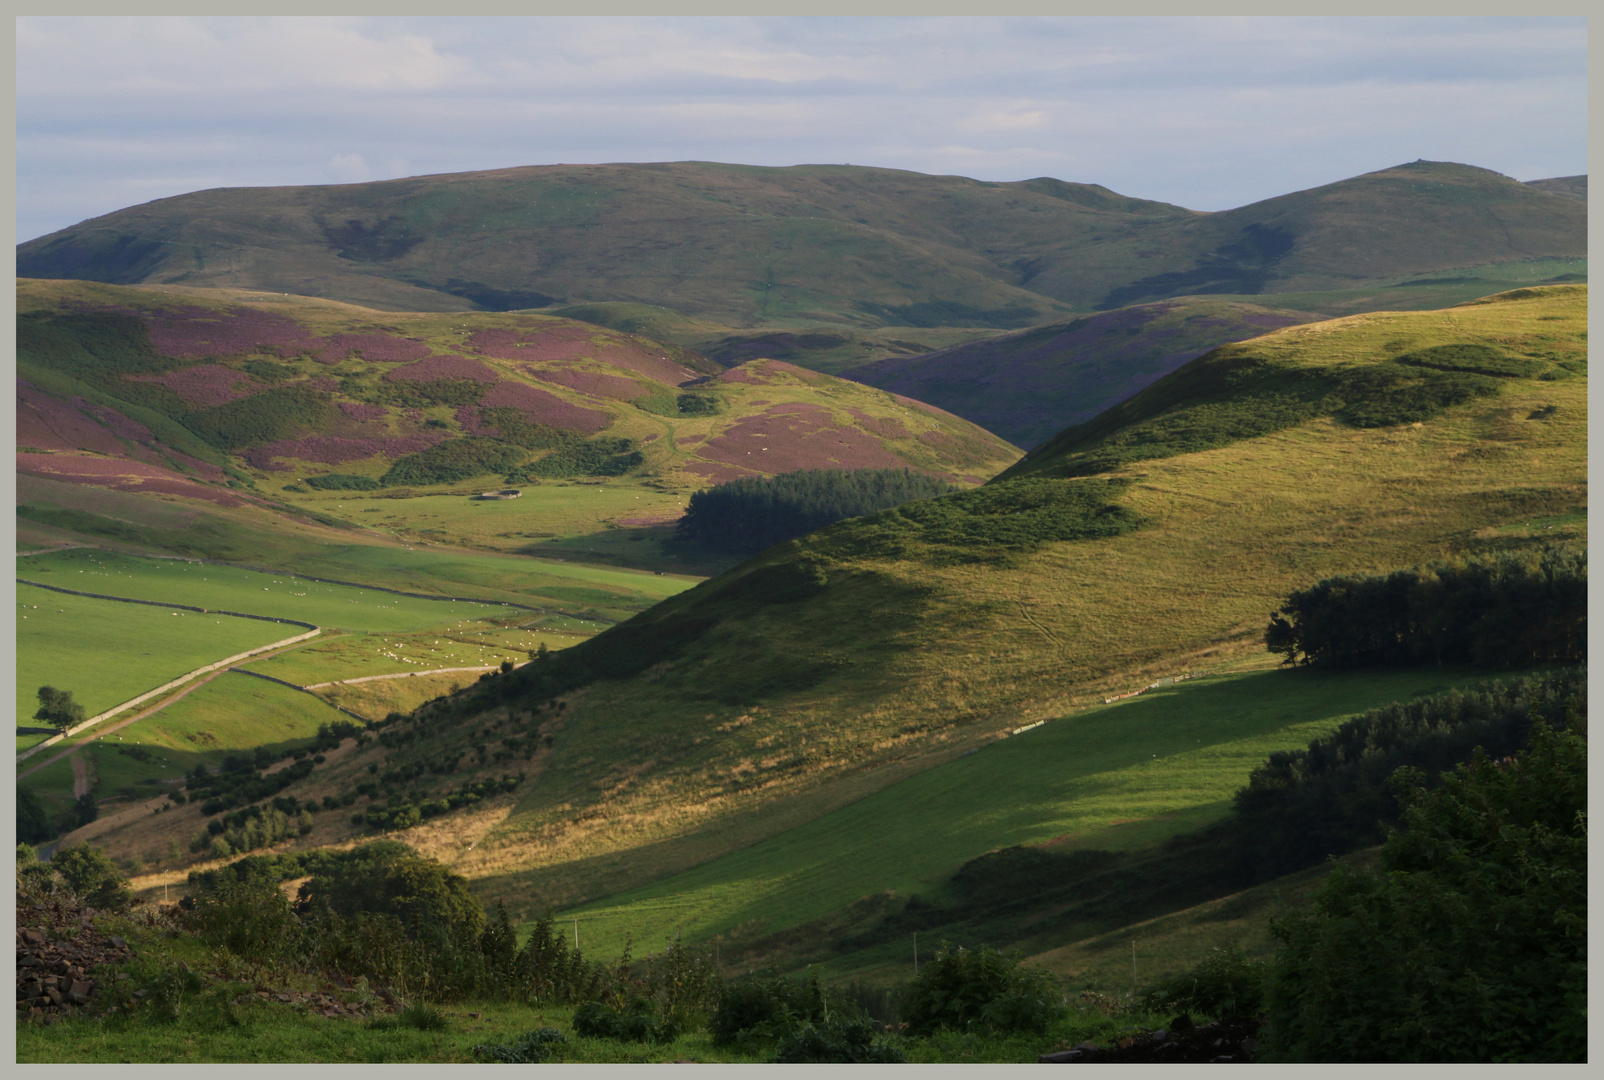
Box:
15 894 133 1022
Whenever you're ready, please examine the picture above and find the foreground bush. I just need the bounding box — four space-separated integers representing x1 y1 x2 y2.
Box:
51 844 134 911
901 944 1064 1036
1141 946 1267 1020
1263 718 1587 1062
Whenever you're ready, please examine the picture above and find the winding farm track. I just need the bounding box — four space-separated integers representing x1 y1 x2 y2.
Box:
17 647 306 782
16 549 552 768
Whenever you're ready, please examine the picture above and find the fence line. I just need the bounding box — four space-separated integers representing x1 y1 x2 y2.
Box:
16 578 318 630
1104 672 1196 705
16 629 321 763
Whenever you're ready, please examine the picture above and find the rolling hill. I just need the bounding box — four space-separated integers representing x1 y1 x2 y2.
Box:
16 280 1020 517
843 297 1323 448
95 284 1571 930
17 161 1584 331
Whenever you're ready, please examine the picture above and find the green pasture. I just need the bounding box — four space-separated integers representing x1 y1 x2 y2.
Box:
243 624 592 686
17 549 522 633
287 540 698 618
551 665 1531 963
121 673 351 766
16 583 294 741
19 674 353 807
293 481 691 554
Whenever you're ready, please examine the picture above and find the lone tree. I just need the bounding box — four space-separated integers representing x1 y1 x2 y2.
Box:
34 685 85 732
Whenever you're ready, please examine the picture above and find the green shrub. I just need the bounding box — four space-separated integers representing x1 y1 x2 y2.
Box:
17 786 55 846
395 1002 450 1030
1393 343 1546 378
901 944 1063 1036
525 436 642 478
1141 946 1267 1019
675 391 724 416
1263 718 1587 1062
711 972 845 1046
185 385 334 449
474 1027 569 1063
51 843 133 911
773 1016 907 1063
634 389 724 418
572 998 681 1043
243 358 295 382
1332 367 1501 428
381 437 526 486
472 407 571 449
1011 342 1526 480
183 870 304 967
305 473 381 491
351 376 486 410
836 477 1145 566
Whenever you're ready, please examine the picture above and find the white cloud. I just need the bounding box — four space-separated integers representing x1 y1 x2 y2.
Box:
328 154 371 184
15 15 1586 241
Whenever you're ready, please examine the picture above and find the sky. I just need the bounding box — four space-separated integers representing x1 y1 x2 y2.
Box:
15 15 1588 243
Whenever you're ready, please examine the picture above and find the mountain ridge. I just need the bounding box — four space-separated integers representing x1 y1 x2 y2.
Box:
18 161 1584 330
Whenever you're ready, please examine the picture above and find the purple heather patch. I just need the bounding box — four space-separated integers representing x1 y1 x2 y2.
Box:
338 401 388 422
475 381 612 434
125 363 263 408
383 355 500 383
140 305 326 360
243 433 445 471
315 333 433 364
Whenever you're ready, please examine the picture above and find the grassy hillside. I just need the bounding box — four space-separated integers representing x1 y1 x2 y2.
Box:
1525 174 1586 201
548 665 1518 968
16 281 1019 516
844 297 1323 448
270 285 1584 927
55 287 1585 998
17 161 1583 327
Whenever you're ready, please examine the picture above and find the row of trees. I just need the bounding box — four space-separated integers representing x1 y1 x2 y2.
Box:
676 467 956 555
1264 548 1585 669
1227 666 1583 881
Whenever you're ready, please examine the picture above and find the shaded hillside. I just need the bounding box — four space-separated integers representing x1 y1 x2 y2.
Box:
15 280 1020 508
844 298 1321 448
1524 174 1587 201
353 287 1584 915
1078 161 1585 310
17 161 1584 328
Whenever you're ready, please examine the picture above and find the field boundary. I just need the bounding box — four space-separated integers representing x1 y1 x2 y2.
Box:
226 668 375 724
303 661 528 690
131 551 559 613
16 629 322 765
17 578 320 630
